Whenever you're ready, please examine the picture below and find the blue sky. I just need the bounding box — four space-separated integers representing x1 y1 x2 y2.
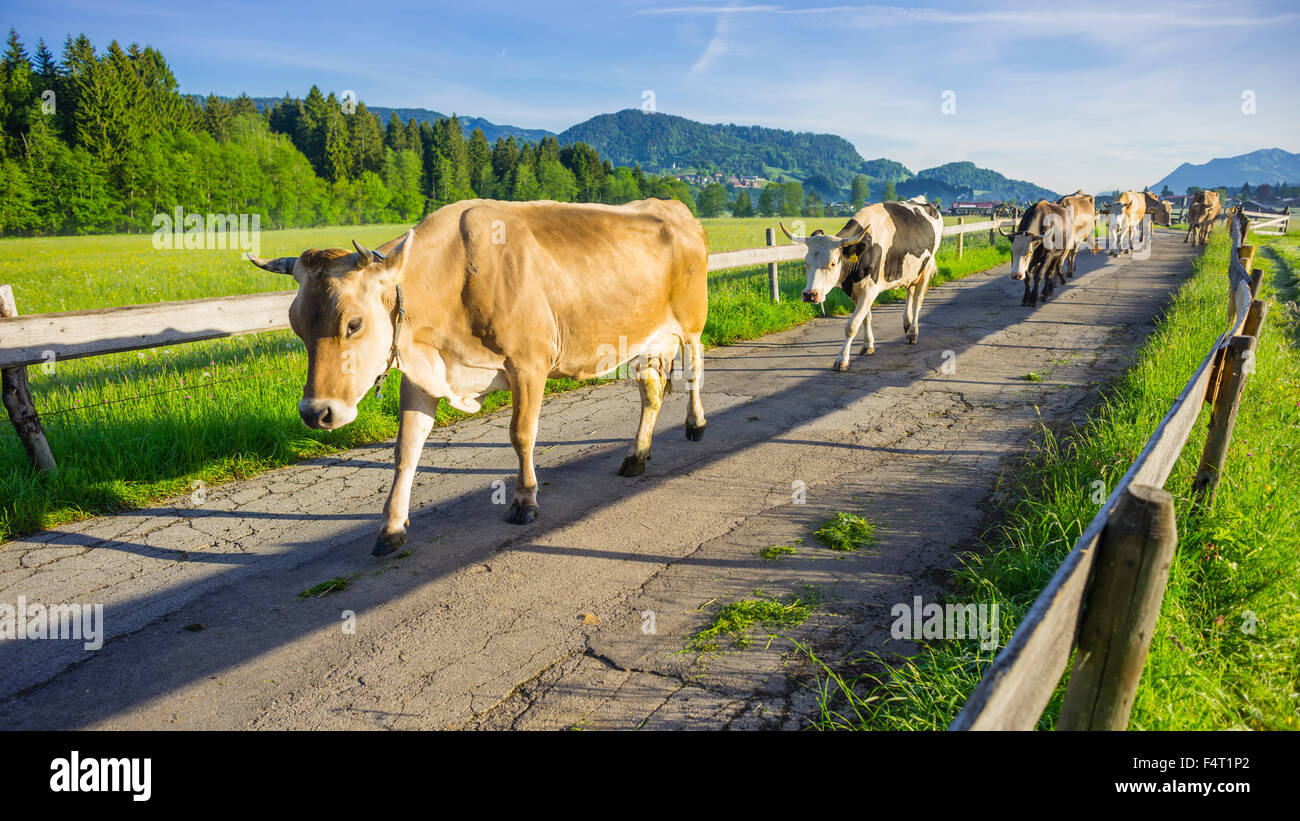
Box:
8 0 1298 192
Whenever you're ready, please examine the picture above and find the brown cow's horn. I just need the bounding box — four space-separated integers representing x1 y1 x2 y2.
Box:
998 225 1015 237
352 240 376 264
245 254 296 275
779 222 805 243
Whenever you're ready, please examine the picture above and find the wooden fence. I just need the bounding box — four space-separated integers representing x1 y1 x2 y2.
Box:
951 208 1267 730
1242 208 1290 236
1 218 1010 473
1168 205 1291 236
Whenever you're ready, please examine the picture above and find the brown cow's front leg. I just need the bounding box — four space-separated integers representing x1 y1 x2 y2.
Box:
619 354 666 476
374 376 438 556
505 365 545 524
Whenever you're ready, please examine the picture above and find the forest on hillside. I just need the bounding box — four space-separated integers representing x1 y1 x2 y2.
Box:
0 29 697 236
558 109 910 196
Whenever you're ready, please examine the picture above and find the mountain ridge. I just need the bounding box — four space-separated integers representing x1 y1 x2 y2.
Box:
1150 147 1300 193
557 109 912 198
916 161 1059 202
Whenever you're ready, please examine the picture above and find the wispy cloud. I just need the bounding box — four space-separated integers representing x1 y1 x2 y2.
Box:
688 3 741 79
640 2 1295 27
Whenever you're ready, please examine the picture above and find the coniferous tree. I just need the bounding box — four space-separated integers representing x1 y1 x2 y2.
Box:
850 174 869 209
733 189 753 217
699 182 726 217
466 127 491 195
1 29 35 156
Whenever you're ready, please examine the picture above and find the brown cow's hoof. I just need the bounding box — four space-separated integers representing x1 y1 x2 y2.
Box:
906 334 917 345
833 359 850 372
617 453 648 476
372 529 407 557
685 422 706 441
505 501 538 524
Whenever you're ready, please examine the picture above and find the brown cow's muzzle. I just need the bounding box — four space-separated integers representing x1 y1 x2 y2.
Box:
299 397 357 430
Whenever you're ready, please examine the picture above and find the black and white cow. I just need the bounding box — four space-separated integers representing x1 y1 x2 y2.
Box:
999 199 1074 307
782 196 942 371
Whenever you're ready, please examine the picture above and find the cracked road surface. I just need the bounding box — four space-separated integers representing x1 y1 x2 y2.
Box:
0 232 1195 730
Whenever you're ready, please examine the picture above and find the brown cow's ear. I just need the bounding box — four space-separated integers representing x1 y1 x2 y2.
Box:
373 229 415 285
246 254 297 276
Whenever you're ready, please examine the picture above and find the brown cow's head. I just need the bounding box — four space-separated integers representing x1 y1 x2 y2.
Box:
247 231 414 430
1151 200 1173 226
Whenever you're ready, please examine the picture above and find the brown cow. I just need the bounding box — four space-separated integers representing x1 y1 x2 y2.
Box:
1109 190 1148 256
1185 190 1222 246
248 198 709 555
1055 190 1097 278
1142 190 1173 227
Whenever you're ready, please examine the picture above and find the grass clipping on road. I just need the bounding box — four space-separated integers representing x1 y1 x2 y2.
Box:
0 218 1008 541
813 228 1300 731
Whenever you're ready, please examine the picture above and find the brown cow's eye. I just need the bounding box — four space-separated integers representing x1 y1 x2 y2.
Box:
346 317 363 337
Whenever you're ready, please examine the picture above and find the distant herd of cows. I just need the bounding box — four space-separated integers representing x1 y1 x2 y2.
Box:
245 187 1224 554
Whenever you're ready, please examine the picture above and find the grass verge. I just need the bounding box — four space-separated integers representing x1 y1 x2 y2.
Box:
809 227 1300 730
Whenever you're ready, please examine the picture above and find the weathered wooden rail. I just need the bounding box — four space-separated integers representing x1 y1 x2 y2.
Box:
1241 208 1289 236
1 217 1010 472
951 208 1269 730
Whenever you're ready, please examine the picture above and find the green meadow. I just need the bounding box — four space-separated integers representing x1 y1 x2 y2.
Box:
0 215 1009 541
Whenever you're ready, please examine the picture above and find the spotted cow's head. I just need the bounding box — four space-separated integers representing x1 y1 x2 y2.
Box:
247 231 414 430
1000 211 1066 280
1000 221 1046 281
781 222 869 304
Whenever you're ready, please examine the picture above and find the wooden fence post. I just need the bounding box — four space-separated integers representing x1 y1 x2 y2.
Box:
0 285 57 473
766 227 779 302
1192 334 1256 506
988 218 996 246
1237 243 1255 274
1242 299 1268 338
956 216 965 258
1057 484 1177 731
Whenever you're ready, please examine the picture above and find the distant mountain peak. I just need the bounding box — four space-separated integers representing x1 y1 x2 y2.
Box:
1151 147 1300 193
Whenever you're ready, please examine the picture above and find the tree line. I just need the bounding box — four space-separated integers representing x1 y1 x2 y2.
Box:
0 29 701 236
